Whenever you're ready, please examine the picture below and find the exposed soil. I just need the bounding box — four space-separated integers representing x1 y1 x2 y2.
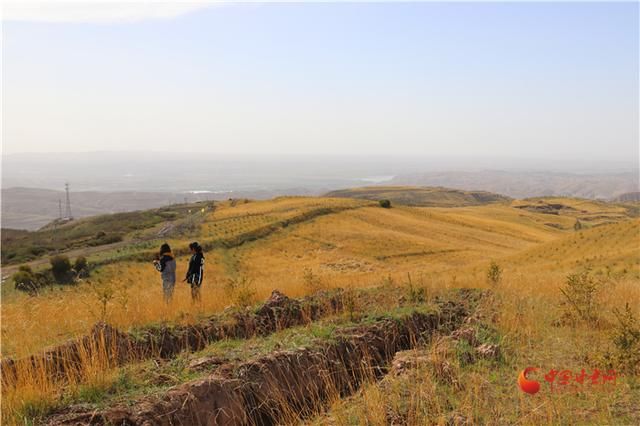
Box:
46 289 484 426
1 290 343 387
319 259 374 273
514 202 577 215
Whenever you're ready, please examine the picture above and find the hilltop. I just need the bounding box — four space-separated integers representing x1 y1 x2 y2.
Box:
325 186 510 207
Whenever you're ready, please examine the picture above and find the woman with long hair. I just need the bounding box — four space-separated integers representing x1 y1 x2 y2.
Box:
185 241 205 302
153 242 176 303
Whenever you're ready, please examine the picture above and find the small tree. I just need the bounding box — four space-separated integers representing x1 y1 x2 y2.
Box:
487 261 502 286
379 199 392 209
611 303 640 375
574 219 583 231
50 255 72 283
559 270 600 324
88 281 116 322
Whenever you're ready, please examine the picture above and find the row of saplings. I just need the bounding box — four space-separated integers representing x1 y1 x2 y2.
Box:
12 255 90 293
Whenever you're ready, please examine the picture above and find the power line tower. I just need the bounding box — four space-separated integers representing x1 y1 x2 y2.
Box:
64 182 73 220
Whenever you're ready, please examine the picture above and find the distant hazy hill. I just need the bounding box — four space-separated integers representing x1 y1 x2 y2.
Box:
389 171 638 200
1 188 228 230
613 192 640 202
325 186 510 207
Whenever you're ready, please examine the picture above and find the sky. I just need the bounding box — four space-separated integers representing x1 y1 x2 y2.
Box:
2 1 639 163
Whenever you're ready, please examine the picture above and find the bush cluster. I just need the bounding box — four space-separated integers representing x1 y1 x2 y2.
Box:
13 255 91 293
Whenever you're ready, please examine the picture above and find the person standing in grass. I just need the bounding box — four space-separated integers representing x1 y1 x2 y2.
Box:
184 242 205 302
153 243 176 303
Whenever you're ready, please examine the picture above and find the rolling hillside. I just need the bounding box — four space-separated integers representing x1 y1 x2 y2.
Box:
0 187 234 231
0 201 216 267
325 186 510 207
1 191 638 425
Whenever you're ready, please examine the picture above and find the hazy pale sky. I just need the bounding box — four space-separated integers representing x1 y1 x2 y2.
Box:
2 1 638 162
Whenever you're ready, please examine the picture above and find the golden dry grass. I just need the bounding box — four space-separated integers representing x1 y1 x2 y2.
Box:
1 196 638 425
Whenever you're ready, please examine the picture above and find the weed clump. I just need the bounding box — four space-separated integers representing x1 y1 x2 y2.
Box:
342 285 359 322
379 199 392 208
302 268 325 293
403 273 426 304
574 219 583 231
224 276 257 308
486 261 502 286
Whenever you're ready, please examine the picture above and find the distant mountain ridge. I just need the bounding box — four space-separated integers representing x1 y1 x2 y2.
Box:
613 192 640 202
389 170 638 200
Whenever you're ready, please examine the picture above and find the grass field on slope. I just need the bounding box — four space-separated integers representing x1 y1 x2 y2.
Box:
1 194 638 425
325 185 510 207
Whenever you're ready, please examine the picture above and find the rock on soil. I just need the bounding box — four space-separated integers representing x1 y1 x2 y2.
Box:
475 343 501 360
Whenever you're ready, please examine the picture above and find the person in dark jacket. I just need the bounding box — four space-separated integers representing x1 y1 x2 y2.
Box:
185 242 204 302
153 243 176 303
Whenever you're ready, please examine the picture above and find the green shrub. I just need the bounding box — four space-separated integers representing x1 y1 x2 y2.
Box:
379 199 392 208
13 269 55 293
74 256 88 272
18 265 33 273
88 233 123 247
50 255 73 283
29 246 47 256
13 270 38 293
